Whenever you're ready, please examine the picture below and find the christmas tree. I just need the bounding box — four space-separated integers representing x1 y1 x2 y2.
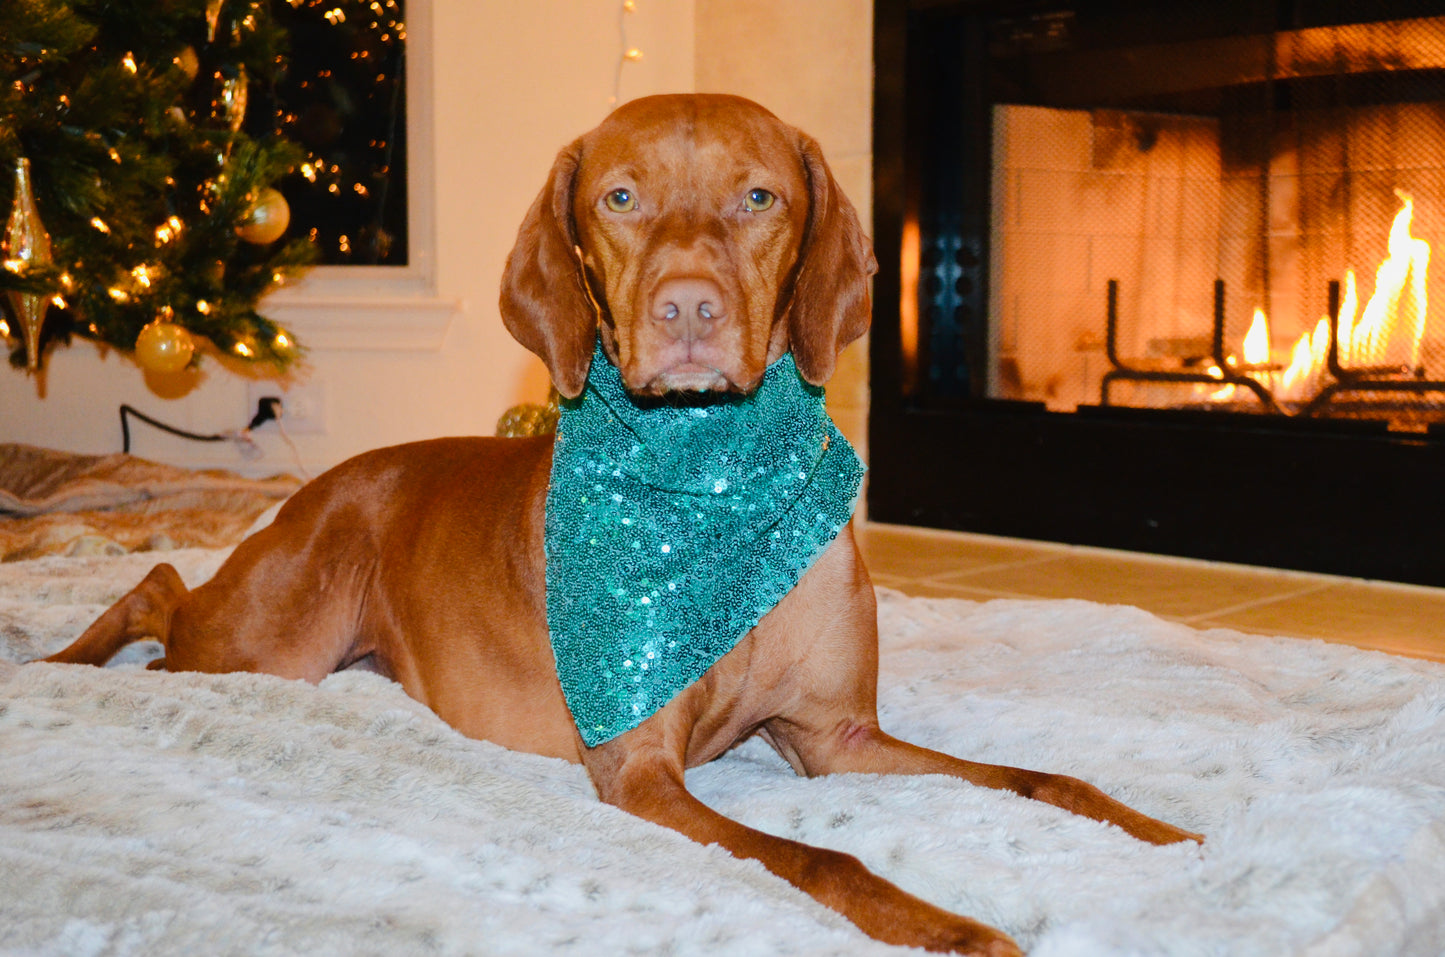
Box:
0 0 318 374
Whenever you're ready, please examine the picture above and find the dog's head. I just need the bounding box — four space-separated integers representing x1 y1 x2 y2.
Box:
499 93 877 399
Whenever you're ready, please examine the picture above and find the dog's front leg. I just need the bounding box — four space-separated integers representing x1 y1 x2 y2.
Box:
581 724 1023 957
766 720 1202 846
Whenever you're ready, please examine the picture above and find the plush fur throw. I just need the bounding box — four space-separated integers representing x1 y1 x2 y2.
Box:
0 444 299 560
2 547 1443 956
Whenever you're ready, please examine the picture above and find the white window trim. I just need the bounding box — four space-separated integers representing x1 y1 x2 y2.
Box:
260 0 460 352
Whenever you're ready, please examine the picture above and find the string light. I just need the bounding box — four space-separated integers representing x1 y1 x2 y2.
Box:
609 0 641 107
122 52 137 73
154 215 183 244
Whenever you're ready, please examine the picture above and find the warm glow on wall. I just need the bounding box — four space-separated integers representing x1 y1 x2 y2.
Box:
899 216 921 395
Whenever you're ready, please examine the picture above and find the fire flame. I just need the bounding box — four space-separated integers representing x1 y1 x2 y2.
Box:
1274 190 1431 402
1279 316 1331 400
1205 307 1273 403
1242 308 1271 367
1343 190 1429 369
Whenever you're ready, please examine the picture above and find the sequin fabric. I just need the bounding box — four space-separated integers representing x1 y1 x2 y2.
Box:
545 343 866 746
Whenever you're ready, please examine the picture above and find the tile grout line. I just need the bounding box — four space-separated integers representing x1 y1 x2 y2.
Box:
1170 580 1342 625
892 581 1051 602
909 554 1069 585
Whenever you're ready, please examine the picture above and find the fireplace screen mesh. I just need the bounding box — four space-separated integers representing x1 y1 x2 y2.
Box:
985 12 1445 430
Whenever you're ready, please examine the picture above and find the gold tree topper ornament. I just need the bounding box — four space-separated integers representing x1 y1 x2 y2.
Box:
2 158 54 373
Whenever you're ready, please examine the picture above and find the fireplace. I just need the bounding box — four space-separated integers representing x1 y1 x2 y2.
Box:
871 0 1445 586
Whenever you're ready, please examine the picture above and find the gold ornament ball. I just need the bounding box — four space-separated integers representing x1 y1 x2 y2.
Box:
495 391 561 437
135 320 195 373
236 188 290 245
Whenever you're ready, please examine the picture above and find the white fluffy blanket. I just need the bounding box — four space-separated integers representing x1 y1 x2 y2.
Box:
2 548 1444 957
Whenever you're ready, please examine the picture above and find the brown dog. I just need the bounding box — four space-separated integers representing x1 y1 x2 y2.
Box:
45 94 1197 956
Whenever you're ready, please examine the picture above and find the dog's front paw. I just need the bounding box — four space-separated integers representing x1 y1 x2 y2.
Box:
1032 774 1201 846
1136 817 1205 846
933 920 1024 957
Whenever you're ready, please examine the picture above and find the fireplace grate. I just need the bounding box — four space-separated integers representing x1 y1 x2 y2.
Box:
1101 278 1445 428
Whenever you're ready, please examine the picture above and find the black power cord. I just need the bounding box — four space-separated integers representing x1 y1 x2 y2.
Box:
118 398 282 453
117 399 304 475
119 404 227 454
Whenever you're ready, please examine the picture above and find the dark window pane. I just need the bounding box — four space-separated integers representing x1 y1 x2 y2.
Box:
249 0 408 265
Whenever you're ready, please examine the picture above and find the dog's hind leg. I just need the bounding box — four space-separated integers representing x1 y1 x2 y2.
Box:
42 563 188 667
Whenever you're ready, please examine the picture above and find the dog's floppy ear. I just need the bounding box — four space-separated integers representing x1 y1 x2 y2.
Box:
499 140 597 399
786 133 878 386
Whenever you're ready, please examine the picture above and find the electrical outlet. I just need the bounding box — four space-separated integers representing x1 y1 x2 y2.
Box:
247 379 327 434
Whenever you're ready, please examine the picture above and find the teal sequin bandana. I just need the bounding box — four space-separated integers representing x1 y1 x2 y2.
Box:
545 344 866 747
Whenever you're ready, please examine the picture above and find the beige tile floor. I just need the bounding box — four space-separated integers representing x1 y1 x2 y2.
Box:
857 522 1445 663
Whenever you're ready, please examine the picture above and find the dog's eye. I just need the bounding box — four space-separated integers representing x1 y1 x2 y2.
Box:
604 189 637 213
744 188 775 212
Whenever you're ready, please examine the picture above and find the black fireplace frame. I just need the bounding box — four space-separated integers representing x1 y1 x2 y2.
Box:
869 0 1445 587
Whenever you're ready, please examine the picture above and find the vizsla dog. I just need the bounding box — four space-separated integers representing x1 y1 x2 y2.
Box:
46 94 1197 956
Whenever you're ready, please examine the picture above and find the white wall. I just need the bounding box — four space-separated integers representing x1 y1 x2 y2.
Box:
694 0 873 462
0 0 695 475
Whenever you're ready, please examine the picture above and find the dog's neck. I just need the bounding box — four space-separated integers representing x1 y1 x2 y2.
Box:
544 342 866 746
